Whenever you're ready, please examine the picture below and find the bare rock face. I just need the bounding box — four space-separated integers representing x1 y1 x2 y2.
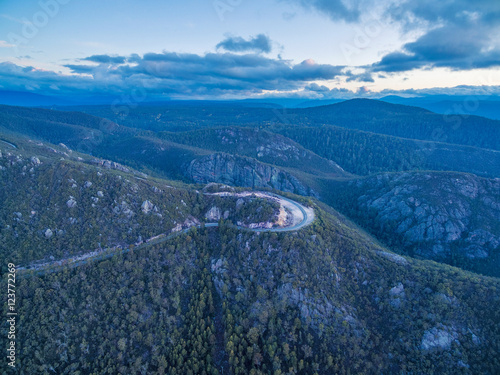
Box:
114 201 134 218
141 200 154 214
376 251 408 265
337 172 500 276
205 206 221 221
186 153 317 197
92 159 130 173
66 197 77 208
389 283 405 296
421 326 458 351
44 229 53 238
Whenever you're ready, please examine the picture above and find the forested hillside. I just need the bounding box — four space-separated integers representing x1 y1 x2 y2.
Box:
9 203 500 374
293 99 500 151
2 103 499 278
275 125 500 178
159 127 349 178
325 172 500 277
0 134 280 266
64 99 500 151
0 135 205 264
0 107 338 195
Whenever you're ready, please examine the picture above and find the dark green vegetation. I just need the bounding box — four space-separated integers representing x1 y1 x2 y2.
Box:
325 172 500 277
0 135 281 266
7 200 500 374
274 125 500 178
158 127 349 179
0 136 201 265
66 99 500 150
1 98 499 374
292 99 500 151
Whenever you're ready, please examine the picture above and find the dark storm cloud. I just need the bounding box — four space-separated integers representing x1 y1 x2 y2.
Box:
388 0 500 27
63 64 99 74
0 52 346 98
74 52 346 85
284 0 363 22
385 0 500 72
291 0 500 73
216 34 273 53
83 55 127 64
346 72 374 82
371 23 500 73
0 62 94 92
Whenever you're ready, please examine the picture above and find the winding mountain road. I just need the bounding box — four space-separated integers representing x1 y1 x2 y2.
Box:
0 139 17 149
18 191 315 276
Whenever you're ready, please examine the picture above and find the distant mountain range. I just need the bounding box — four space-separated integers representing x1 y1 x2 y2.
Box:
380 95 500 120
2 89 499 120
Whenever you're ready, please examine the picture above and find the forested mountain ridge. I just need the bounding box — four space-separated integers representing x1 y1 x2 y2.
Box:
39 100 500 179
325 171 500 277
63 99 500 151
292 99 500 151
0 133 284 266
2 103 500 278
158 127 349 178
0 134 204 264
274 125 500 178
0 107 341 198
3 102 498 180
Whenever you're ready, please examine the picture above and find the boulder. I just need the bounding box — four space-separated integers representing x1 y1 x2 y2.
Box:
205 206 222 221
141 200 154 214
67 197 77 208
421 326 458 351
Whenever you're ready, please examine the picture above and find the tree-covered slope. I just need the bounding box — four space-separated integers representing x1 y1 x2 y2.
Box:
0 134 208 265
275 125 500 178
325 171 500 277
158 127 349 178
0 107 329 197
2 127 500 374
292 99 500 151
0 130 314 266
61 102 280 132
65 99 500 151
8 201 500 374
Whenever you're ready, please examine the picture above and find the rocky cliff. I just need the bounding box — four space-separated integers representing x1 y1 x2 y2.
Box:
330 172 500 276
162 127 349 178
186 152 318 197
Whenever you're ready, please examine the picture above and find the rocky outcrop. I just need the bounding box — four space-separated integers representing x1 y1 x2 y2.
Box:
205 206 221 221
66 197 77 208
44 229 53 239
336 172 500 276
91 159 130 173
164 127 349 178
186 153 317 197
421 325 459 351
141 200 155 214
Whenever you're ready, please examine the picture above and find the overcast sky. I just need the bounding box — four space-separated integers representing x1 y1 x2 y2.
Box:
0 0 499 100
